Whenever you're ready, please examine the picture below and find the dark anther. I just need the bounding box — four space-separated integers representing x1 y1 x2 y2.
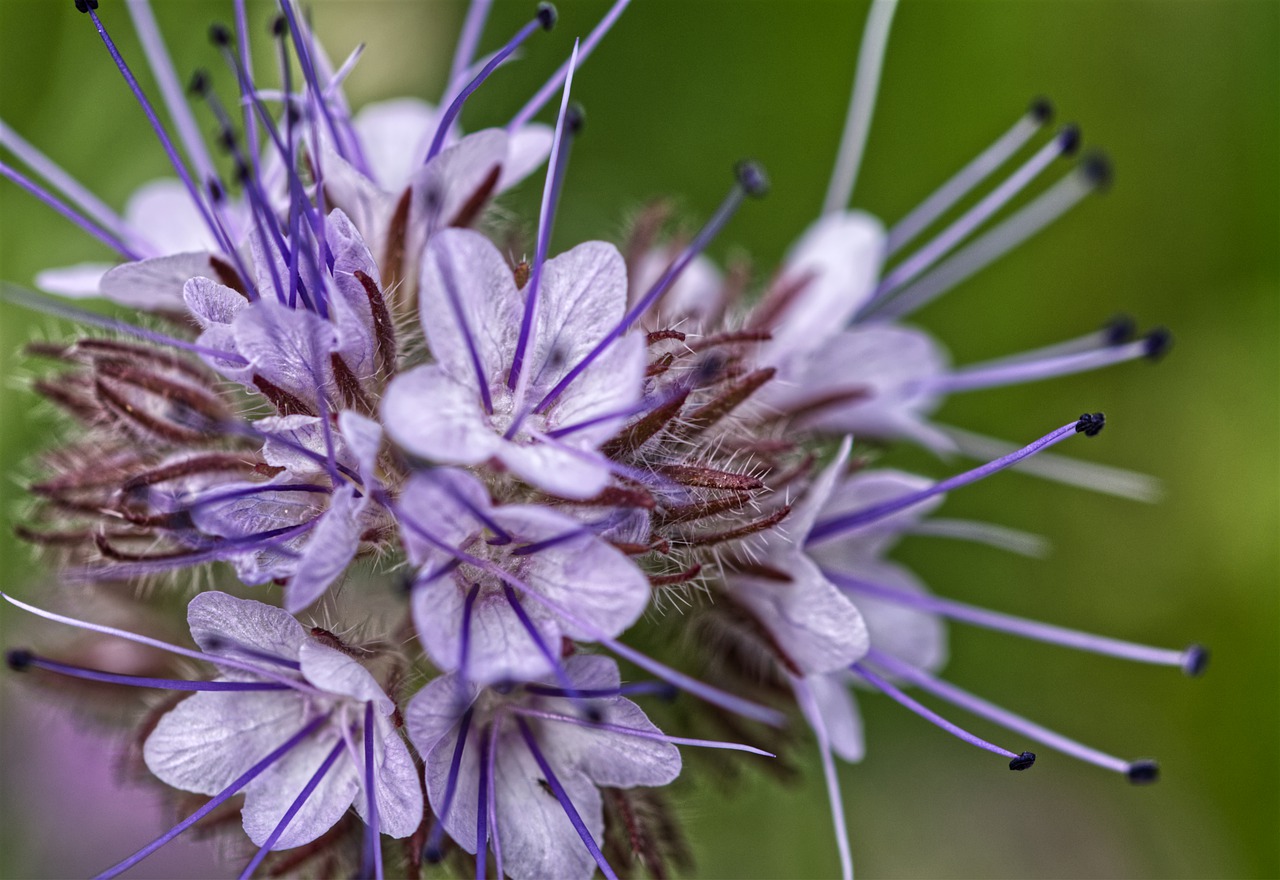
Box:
536 2 558 30
1182 644 1210 677
566 102 586 135
73 0 98 12
286 105 302 126
6 649 34 672
1074 412 1106 437
270 14 287 37
584 705 604 724
735 160 770 198
209 23 232 47
1008 751 1036 771
656 683 680 701
1081 150 1114 191
422 843 445 864
207 177 225 204
1126 759 1160 784
234 161 252 185
1028 96 1054 124
188 70 211 97
1057 123 1082 156
1143 327 1173 360
1103 313 1137 346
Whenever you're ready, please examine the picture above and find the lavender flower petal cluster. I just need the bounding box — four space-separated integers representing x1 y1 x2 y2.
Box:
1 1 1204 877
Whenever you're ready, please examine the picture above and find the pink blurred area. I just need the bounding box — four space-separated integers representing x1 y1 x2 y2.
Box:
0 691 230 879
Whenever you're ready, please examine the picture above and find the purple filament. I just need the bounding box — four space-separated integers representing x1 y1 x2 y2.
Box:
425 707 474 860
475 722 491 880
512 706 774 757
363 701 384 880
425 11 548 165
792 677 852 880
237 737 346 880
14 653 291 692
0 160 142 259
807 418 1086 544
458 583 481 694
501 583 593 710
447 0 494 98
929 337 1154 394
515 716 618 880
436 244 496 413
509 41 580 395
276 0 349 163
852 662 1023 761
486 720 503 879
95 713 330 879
865 648 1133 775
509 528 588 557
828 571 1194 669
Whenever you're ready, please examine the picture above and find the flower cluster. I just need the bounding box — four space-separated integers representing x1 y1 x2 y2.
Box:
1 1 1203 878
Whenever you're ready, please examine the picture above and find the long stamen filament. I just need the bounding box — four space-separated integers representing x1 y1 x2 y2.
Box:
793 677 853 880
5 651 291 692
511 706 774 756
0 161 143 259
424 707 474 862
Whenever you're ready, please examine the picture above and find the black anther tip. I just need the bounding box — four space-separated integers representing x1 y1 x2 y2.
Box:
1126 759 1160 784
1143 327 1173 360
188 70 211 98
565 102 586 135
1103 313 1137 346
1182 644 1209 677
207 178 225 204
422 844 445 864
217 128 238 152
584 705 604 724
270 15 287 37
233 161 251 185
536 3 558 30
1028 96 1054 124
656 683 680 701
1075 412 1106 437
1057 123 1082 156
6 648 33 671
209 23 233 47
1008 751 1036 771
1082 150 1113 191
735 160 769 198
73 0 98 13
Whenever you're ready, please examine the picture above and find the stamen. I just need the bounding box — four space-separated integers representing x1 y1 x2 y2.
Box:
807 415 1103 545
905 518 1050 558
95 714 331 879
426 4 557 164
275 0 350 163
233 0 259 163
502 583 601 722
524 681 678 700
868 125 1081 308
81 5 236 260
486 720 503 878
866 648 1157 781
866 154 1112 321
853 663 1035 769
237 738 346 880
509 0 631 131
384 496 785 726
515 716 618 880
124 0 218 183
509 40 582 396
0 161 143 259
887 97 1055 255
511 706 774 757
535 162 768 414
423 707 474 863
5 650 291 692
926 332 1171 395
436 244 496 414
822 0 899 215
828 571 1205 673
362 701 384 880
792 677 852 880
0 120 143 252
475 721 492 880
447 0 494 99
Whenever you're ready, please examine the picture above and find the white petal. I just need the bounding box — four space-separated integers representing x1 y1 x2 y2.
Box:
352 97 443 192
125 178 220 254
184 275 247 328
352 717 424 839
382 365 501 468
240 726 359 849
808 468 939 565
414 129 508 230
285 485 363 612
497 440 614 501
100 252 218 310
186 590 307 661
498 123 553 192
806 672 865 763
299 640 393 711
845 559 948 675
232 298 338 406
34 262 114 298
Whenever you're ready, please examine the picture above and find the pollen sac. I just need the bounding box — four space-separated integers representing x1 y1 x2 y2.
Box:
1074 412 1106 436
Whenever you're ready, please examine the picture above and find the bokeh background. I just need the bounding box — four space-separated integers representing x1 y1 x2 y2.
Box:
1 1 1276 877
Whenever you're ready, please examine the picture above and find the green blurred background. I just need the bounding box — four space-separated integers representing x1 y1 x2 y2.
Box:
1 1 1275 877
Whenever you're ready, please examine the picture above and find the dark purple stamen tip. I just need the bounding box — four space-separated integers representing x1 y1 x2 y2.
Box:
1028 96 1054 123
270 14 287 37
1057 123 1082 157
209 22 233 47
1126 759 1160 784
423 843 446 864
1074 412 1106 437
537 2 559 29
1082 150 1114 191
6 648 33 671
1143 327 1173 360
1008 751 1037 771
188 69 211 97
736 160 770 197
1182 644 1210 677
1103 314 1137 346
73 0 98 12
566 102 586 134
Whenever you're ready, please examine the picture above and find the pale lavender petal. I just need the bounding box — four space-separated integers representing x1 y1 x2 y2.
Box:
298 640 393 711
186 590 307 660
326 208 380 375
497 440 614 501
338 410 384 481
382 366 502 468
124 178 221 254
34 262 115 298
352 718 424 839
808 469 939 565
807 672 866 763
498 123 553 192
352 97 444 191
841 559 949 675
100 251 218 310
284 485 363 613
240 727 359 849
232 298 338 406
